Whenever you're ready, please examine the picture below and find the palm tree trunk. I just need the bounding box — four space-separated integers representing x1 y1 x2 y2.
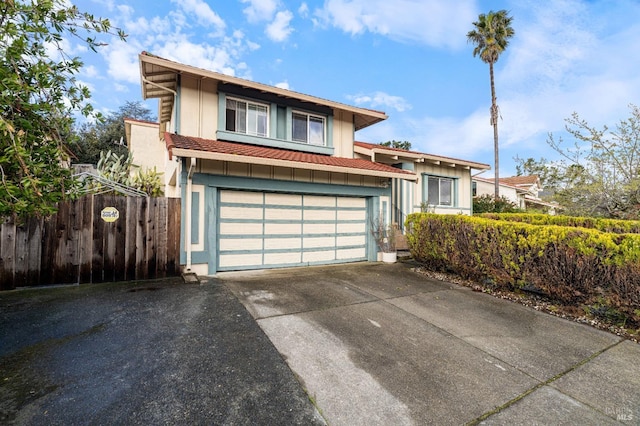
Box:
489 61 499 200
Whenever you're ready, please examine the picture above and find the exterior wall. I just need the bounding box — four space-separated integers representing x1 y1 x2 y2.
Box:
411 163 473 215
474 180 522 208
175 75 356 159
196 159 380 187
178 75 218 138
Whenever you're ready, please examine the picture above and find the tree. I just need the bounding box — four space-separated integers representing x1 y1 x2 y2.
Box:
0 1 125 218
71 101 155 165
467 10 515 201
473 194 520 214
515 105 640 218
380 140 412 150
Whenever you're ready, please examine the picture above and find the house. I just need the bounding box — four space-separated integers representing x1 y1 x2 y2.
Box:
127 52 489 275
473 175 559 213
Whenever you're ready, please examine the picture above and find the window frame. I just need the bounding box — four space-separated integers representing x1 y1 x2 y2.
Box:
225 97 269 138
291 110 326 146
424 175 455 207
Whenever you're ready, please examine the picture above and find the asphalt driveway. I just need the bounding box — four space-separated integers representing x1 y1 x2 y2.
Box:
221 261 640 425
0 277 323 425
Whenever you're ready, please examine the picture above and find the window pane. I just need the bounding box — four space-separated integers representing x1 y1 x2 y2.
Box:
309 116 324 145
427 177 439 205
225 99 236 132
257 106 267 136
440 179 452 206
292 113 307 142
236 101 246 133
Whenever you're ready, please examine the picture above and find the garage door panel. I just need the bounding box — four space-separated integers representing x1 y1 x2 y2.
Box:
219 253 263 268
219 238 263 251
304 209 336 220
264 223 302 235
337 248 367 260
265 193 302 206
264 252 302 265
337 223 365 233
220 206 263 220
217 190 368 271
303 250 336 263
264 238 302 250
220 222 263 235
265 207 302 220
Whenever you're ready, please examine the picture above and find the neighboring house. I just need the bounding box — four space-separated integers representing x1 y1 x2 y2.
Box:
473 175 560 213
127 52 489 275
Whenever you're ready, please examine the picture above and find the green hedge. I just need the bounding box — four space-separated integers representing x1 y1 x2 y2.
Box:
478 213 640 234
406 213 640 327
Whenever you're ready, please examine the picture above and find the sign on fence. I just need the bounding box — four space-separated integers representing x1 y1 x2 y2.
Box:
101 206 120 222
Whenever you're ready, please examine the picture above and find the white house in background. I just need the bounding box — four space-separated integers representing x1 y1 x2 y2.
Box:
473 175 559 213
126 51 490 275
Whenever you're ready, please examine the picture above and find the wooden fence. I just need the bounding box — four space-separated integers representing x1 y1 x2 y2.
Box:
0 195 181 290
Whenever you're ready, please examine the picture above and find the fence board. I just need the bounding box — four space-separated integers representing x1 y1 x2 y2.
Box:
0 194 181 289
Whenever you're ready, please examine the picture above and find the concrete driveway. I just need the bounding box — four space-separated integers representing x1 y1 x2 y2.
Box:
222 261 640 425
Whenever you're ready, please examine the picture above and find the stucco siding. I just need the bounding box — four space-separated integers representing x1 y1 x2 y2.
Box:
178 75 218 138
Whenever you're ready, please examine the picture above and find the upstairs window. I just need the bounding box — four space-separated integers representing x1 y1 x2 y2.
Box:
226 98 268 137
292 112 325 146
426 176 453 206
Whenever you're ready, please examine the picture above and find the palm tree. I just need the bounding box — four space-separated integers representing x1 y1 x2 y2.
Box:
467 10 514 200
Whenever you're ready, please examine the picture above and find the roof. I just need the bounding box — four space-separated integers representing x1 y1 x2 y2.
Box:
497 175 540 187
354 141 491 170
139 52 387 131
165 133 417 181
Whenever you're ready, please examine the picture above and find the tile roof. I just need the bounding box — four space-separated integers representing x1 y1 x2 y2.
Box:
498 175 540 187
165 133 416 178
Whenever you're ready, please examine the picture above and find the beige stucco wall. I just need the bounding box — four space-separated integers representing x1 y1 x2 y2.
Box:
412 163 473 214
127 120 181 198
176 75 356 159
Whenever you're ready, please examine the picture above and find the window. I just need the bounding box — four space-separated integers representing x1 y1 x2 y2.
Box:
292 112 325 145
226 98 268 137
426 176 453 206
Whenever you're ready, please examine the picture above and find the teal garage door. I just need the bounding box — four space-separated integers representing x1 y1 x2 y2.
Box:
217 190 368 271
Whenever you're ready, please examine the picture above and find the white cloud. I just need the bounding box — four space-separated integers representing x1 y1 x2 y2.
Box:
241 0 278 23
313 0 477 49
298 3 309 18
266 10 294 42
275 80 290 89
348 92 412 112
170 0 226 34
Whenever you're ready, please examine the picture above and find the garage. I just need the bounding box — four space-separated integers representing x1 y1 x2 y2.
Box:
217 190 368 271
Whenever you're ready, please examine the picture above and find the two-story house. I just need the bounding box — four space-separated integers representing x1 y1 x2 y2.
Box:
128 52 489 275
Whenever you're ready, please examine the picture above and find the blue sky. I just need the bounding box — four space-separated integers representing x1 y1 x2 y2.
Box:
69 0 640 176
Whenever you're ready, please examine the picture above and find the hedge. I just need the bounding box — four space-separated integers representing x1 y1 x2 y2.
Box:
406 213 640 328
478 213 640 234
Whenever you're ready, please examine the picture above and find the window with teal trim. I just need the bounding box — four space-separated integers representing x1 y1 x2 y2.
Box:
292 111 326 146
226 98 268 137
425 176 454 206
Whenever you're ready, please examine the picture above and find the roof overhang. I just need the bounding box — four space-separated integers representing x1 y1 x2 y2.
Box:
171 147 416 181
139 52 387 131
354 143 491 170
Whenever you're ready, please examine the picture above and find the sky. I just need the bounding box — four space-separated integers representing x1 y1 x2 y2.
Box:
67 0 640 177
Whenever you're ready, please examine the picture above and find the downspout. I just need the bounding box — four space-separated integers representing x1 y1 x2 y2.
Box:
185 157 196 271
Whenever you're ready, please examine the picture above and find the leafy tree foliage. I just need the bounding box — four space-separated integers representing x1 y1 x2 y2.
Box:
473 194 520 214
96 150 164 197
0 0 125 218
515 104 640 218
467 10 515 200
70 101 155 165
380 140 412 150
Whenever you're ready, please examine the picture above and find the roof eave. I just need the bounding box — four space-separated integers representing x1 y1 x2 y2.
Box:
171 147 417 181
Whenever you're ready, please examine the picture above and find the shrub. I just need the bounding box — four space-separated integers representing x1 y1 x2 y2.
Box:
406 213 640 328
